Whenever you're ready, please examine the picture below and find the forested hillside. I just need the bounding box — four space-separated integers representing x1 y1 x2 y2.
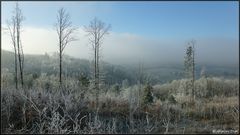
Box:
2 49 238 87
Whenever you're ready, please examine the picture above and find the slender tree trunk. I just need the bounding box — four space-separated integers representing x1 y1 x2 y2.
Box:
14 45 18 89
192 44 195 99
94 37 98 109
58 54 61 88
96 32 99 90
20 41 24 87
96 48 99 109
12 22 18 89
20 40 24 80
55 8 76 89
59 24 62 87
17 42 24 88
60 51 62 86
17 18 23 88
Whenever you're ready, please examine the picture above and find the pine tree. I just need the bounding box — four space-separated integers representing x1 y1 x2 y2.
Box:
79 73 90 88
184 40 196 99
143 83 154 105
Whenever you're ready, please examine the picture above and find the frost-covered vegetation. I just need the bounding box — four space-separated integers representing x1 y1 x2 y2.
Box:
1 73 239 133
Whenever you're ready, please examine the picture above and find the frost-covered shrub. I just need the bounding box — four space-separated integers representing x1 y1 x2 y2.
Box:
32 74 59 92
167 95 177 104
195 77 208 97
63 77 80 94
160 77 240 98
153 84 170 101
176 79 188 96
200 77 239 97
1 71 14 89
122 85 140 102
109 83 121 95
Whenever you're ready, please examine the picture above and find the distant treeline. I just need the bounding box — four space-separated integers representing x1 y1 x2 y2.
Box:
1 49 239 87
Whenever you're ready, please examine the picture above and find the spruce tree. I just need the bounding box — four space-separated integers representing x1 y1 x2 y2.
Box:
143 83 154 105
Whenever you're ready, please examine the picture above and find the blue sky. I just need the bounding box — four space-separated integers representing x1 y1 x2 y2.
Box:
2 1 239 39
1 1 239 65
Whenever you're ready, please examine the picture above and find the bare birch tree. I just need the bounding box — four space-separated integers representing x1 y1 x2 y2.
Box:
6 2 24 89
7 16 18 89
16 3 24 88
55 7 77 88
84 17 111 109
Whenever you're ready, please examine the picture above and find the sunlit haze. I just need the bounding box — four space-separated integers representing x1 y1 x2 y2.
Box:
1 1 239 66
